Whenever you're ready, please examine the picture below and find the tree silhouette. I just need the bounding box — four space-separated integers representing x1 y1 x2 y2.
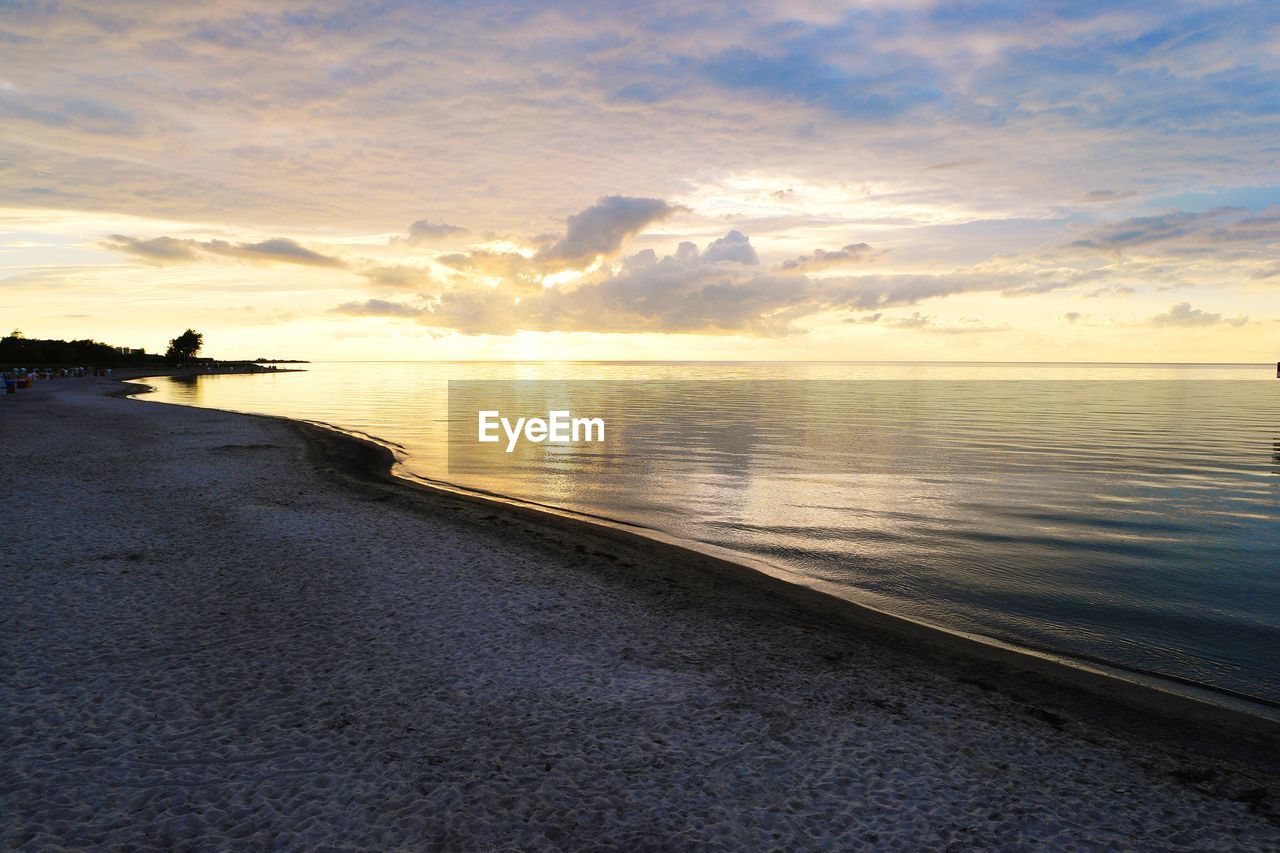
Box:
165 329 204 365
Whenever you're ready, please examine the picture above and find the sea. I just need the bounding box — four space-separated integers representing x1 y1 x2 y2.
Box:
141 361 1280 707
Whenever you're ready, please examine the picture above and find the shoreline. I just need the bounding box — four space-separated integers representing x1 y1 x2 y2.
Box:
124 372 1280 738
5 374 1278 847
396 454 1280 722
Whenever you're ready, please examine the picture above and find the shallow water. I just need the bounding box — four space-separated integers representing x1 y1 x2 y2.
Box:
144 362 1280 704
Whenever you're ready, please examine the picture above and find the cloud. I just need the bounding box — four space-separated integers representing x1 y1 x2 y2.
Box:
429 269 805 336
702 229 759 265
437 249 540 290
1086 285 1138 298
781 242 875 271
820 270 1076 311
334 228 1086 336
393 219 468 246
1063 311 1083 323
336 230 800 335
3 1 1279 258
424 195 688 288
882 312 931 330
1081 189 1136 202
1070 210 1221 251
103 234 345 268
1069 206 1280 253
924 157 983 171
1148 302 1247 328
101 235 199 265
1001 278 1072 297
203 238 344 268
535 195 681 268
332 298 426 318
5 1 1275 354
358 265 438 289
875 313 1010 334
0 93 143 136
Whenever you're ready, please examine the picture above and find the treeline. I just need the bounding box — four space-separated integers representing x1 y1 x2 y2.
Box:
0 334 166 367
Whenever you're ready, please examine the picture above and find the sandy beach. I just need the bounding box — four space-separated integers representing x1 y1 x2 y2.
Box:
2 376 1278 850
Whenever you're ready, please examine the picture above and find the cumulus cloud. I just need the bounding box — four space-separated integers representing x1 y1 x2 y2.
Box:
335 230 798 335
535 196 682 268
103 234 345 268
428 270 803 336
420 195 690 290
333 227 1086 336
1148 302 1247 328
393 219 468 246
781 242 874 271
436 249 540 291
702 230 759 264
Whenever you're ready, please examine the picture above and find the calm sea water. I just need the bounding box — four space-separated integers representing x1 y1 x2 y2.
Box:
143 362 1280 704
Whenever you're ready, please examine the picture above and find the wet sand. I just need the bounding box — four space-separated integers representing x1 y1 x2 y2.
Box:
2 376 1278 849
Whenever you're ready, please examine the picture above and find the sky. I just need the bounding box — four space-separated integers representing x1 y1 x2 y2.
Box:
1 0 1278 361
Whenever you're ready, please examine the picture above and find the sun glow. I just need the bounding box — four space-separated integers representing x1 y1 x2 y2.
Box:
540 269 584 288
477 240 537 258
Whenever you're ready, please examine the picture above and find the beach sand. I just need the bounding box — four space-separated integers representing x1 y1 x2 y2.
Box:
2 377 1277 849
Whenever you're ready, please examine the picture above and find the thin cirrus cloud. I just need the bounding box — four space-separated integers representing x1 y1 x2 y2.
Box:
103 235 345 268
701 230 760 265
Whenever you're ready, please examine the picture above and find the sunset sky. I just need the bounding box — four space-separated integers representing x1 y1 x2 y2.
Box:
2 0 1277 361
